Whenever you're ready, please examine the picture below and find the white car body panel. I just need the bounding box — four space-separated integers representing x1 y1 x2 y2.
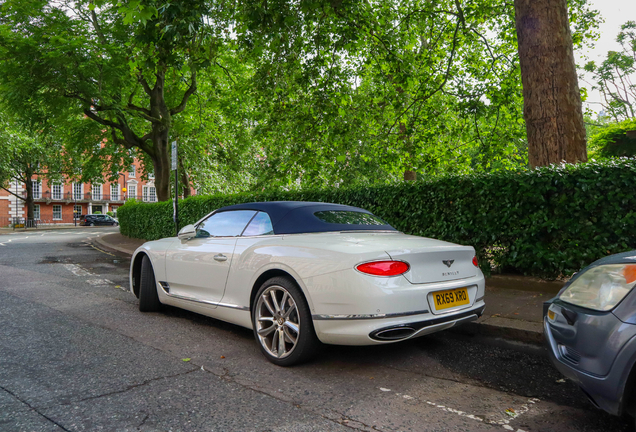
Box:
130 231 485 346
165 236 238 305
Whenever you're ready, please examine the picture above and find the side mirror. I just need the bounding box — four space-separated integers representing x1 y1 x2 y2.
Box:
177 224 196 241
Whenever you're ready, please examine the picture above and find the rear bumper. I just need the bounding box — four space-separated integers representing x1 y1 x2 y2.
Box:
313 301 485 345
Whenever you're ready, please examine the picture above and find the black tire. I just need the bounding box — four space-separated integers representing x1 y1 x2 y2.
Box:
252 276 319 366
89 222 95 227
139 255 161 312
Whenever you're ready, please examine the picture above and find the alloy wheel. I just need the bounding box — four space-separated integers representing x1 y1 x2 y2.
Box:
255 285 300 359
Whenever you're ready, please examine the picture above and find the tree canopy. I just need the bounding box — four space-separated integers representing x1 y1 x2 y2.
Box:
0 0 602 198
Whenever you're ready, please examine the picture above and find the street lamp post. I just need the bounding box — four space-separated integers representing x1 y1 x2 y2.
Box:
118 172 126 207
172 141 179 237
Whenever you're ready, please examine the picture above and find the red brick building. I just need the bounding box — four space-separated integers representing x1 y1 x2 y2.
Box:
0 158 160 226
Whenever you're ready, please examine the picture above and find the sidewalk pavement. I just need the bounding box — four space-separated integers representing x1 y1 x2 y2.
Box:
94 232 561 345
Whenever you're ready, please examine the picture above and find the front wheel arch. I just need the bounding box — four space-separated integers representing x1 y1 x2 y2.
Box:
131 252 148 298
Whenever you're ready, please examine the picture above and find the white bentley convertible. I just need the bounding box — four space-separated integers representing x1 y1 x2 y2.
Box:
130 201 485 366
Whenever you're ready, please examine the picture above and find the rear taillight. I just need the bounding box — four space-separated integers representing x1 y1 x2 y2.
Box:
472 256 479 267
356 261 410 276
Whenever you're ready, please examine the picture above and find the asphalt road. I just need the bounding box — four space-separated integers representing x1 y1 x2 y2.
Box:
0 228 632 432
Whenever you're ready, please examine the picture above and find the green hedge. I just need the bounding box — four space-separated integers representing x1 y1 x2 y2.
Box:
118 159 636 278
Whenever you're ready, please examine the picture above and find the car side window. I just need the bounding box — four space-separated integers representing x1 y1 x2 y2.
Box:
241 212 274 236
196 210 257 238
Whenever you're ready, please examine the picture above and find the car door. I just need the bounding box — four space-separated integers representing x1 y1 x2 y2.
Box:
164 210 257 306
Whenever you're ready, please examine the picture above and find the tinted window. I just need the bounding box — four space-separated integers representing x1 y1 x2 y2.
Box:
242 212 274 236
314 211 387 226
197 210 256 238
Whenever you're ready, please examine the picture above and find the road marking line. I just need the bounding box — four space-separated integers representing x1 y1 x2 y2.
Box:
62 264 93 277
86 279 114 286
87 242 115 257
384 388 537 432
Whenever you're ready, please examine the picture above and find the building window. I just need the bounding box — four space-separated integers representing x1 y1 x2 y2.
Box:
142 186 157 202
73 205 82 219
128 184 136 200
33 204 40 220
148 170 154 179
73 183 82 200
92 184 102 200
52 183 62 200
110 183 119 201
129 165 136 177
32 181 41 199
52 205 62 220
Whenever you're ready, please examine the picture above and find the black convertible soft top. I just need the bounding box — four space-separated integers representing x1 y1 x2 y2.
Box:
214 201 396 235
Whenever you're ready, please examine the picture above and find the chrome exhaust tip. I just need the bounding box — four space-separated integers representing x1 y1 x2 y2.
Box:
371 326 416 341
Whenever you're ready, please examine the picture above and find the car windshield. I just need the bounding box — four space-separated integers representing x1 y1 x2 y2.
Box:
197 210 257 237
313 210 388 226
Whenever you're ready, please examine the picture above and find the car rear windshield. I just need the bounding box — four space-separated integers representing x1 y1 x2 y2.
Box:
313 210 388 226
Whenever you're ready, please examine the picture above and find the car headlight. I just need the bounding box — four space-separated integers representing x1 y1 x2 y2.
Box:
559 264 636 311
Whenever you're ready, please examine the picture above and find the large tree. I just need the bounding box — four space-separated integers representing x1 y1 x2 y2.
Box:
514 0 588 167
237 0 598 186
584 21 636 121
0 0 228 201
0 116 65 224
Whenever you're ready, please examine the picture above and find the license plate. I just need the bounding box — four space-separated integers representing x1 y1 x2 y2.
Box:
433 288 469 310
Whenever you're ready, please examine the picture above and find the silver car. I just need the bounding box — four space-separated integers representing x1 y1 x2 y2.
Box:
544 250 636 426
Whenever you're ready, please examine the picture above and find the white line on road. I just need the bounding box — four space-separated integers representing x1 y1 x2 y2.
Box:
86 279 114 286
382 388 537 432
62 264 93 277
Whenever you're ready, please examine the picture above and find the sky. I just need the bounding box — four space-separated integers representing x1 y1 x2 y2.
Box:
576 0 636 116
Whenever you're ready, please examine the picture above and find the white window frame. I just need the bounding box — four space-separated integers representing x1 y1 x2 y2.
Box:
32 181 41 199
33 204 40 220
110 183 120 201
127 184 137 200
52 205 62 220
148 170 155 179
92 183 102 200
51 183 63 200
73 205 82 219
73 183 83 200
129 165 136 177
142 185 157 202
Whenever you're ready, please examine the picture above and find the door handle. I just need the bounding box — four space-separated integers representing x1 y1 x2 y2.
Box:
213 254 228 262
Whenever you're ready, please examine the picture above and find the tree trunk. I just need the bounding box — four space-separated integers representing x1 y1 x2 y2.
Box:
400 123 417 181
514 0 587 167
24 168 34 226
148 69 172 203
150 127 171 202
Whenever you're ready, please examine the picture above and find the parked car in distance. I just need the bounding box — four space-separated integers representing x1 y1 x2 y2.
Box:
79 214 119 226
544 250 636 426
130 201 486 366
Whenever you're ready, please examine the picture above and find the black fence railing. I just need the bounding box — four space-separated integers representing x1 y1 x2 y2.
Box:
7 217 38 229
13 192 157 203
